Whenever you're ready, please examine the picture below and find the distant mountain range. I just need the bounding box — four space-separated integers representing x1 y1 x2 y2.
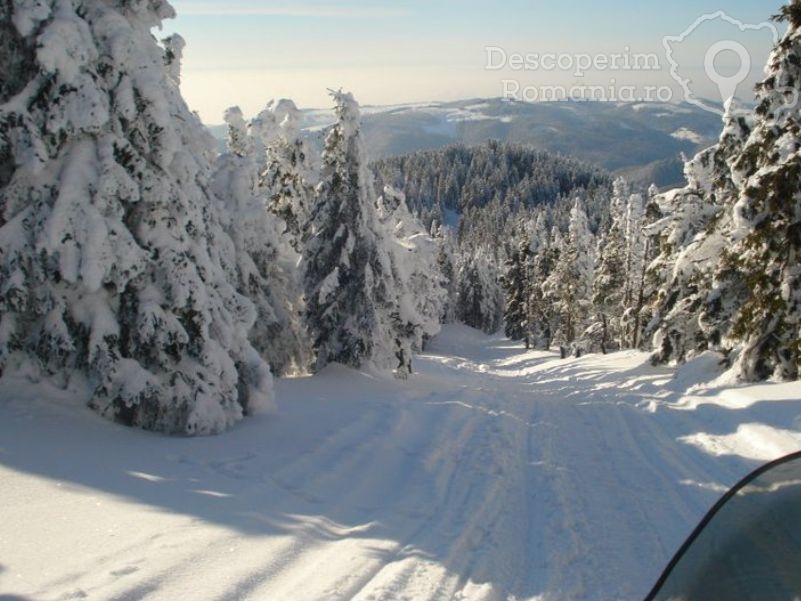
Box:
208 98 723 189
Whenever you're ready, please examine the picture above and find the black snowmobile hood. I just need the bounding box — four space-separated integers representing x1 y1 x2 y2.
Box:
645 450 801 601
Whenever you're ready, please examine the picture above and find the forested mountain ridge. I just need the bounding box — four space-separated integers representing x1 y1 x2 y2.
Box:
372 143 612 231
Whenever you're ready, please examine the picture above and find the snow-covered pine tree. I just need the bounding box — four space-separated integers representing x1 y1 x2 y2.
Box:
551 201 595 356
211 106 309 376
456 246 504 334
646 102 750 366
254 99 315 249
620 191 647 348
591 178 628 353
0 0 272 434
302 90 402 373
432 221 458 323
377 185 446 355
629 184 664 350
525 213 556 349
719 3 801 379
502 230 531 345
646 190 718 365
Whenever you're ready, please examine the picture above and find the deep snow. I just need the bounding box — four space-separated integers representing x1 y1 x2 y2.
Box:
2 324 800 601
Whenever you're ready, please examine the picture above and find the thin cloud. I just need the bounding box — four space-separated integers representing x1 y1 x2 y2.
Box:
172 1 410 18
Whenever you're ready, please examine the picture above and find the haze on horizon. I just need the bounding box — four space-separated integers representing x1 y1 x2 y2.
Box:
162 0 784 124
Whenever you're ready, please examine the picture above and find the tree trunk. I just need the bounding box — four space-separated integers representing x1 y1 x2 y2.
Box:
601 313 608 355
631 238 650 349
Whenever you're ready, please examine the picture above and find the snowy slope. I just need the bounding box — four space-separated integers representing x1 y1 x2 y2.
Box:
2 325 800 601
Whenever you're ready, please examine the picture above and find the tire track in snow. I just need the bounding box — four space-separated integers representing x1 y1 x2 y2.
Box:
335 384 533 601
332 393 496 601
236 394 484 601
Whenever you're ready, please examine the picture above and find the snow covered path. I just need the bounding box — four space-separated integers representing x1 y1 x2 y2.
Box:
2 325 801 601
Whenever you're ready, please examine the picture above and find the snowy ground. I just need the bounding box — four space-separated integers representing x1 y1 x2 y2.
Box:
2 325 801 601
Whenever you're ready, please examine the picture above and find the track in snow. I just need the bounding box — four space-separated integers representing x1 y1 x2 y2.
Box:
2 325 801 601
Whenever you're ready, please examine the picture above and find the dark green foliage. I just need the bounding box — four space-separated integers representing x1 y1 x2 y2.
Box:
262 139 311 246
0 14 36 104
775 0 801 27
647 5 801 381
302 92 396 371
456 249 503 335
502 235 531 343
728 154 801 380
372 142 612 239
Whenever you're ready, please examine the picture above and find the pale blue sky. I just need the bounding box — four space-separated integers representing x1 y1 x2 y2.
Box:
161 1 786 123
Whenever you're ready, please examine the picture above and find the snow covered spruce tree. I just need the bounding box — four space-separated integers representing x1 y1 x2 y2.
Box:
715 4 801 380
302 90 409 375
622 192 646 306
211 107 309 376
645 102 750 366
254 99 315 249
633 185 664 349
525 214 557 350
551 201 595 356
377 185 446 357
647 2 801 380
432 221 458 323
591 178 629 353
456 246 504 334
620 190 650 349
502 230 532 345
0 0 272 434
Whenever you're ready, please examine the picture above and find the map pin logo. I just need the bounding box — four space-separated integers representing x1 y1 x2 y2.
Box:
704 40 751 105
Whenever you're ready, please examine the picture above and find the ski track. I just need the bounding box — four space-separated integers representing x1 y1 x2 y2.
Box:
2 326 801 601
